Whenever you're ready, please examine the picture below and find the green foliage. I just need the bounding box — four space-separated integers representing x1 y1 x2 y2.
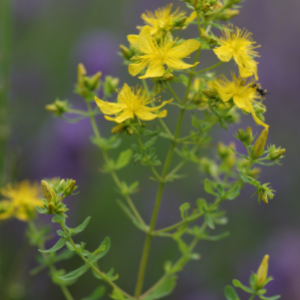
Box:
39 238 68 253
143 276 177 300
81 286 106 300
58 264 90 281
224 285 240 300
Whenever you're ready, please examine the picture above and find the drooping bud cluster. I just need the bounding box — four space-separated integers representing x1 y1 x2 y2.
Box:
45 99 70 117
38 178 78 215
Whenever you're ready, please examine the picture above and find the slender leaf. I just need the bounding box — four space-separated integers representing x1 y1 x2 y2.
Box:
81 286 106 300
58 264 89 281
204 179 216 196
39 238 68 253
204 213 215 229
89 237 111 263
225 285 240 300
115 149 133 170
144 276 177 300
232 279 253 293
70 217 91 236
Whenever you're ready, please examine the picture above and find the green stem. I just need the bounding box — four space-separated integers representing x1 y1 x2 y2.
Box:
165 160 186 181
249 294 257 300
140 238 198 300
28 220 74 300
60 222 134 300
134 45 202 299
0 0 12 186
136 133 163 182
166 82 182 105
196 61 224 74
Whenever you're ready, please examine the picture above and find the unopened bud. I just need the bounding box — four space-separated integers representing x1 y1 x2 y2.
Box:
78 63 87 87
202 90 217 98
111 124 126 134
41 180 56 202
120 45 131 60
248 167 261 178
86 72 102 90
202 3 211 12
236 127 253 145
218 9 239 21
65 180 76 196
174 16 187 27
256 255 269 287
104 76 119 96
269 148 286 160
162 73 174 81
253 128 268 158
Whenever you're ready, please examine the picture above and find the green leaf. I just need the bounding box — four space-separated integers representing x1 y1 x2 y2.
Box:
103 268 119 281
143 276 177 300
202 232 230 241
116 200 145 231
39 237 68 253
259 295 281 300
52 214 66 223
70 217 91 236
89 237 111 263
225 285 240 300
36 206 47 214
204 213 215 229
58 264 89 281
54 249 74 263
115 149 133 170
141 128 163 137
226 185 241 200
173 224 188 239
204 179 216 196
179 203 190 220
169 257 189 274
232 279 253 293
110 288 126 300
81 286 106 300
144 137 157 149
173 237 189 255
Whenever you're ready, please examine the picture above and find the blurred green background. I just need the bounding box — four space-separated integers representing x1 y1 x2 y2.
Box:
0 0 300 299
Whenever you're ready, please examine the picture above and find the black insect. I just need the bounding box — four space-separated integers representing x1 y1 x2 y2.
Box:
252 84 268 98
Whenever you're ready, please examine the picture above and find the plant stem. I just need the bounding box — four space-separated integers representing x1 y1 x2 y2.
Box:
28 220 74 300
60 222 134 300
134 45 202 299
249 294 257 300
86 102 147 230
140 238 198 300
136 133 163 182
0 0 12 186
195 61 224 74
166 82 182 105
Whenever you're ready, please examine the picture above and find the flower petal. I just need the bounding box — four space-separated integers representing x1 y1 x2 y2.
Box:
127 34 139 46
165 57 198 70
95 97 125 115
139 63 165 79
233 95 251 112
137 26 156 54
213 46 234 62
135 109 167 121
186 11 197 24
168 39 201 59
105 110 134 123
128 61 147 76
143 99 173 112
246 102 269 128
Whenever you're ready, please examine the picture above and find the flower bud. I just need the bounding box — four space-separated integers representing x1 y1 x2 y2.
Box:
104 76 119 96
41 180 56 203
218 9 239 21
268 146 286 161
64 180 76 196
253 128 268 158
202 3 210 12
247 167 261 178
111 124 126 134
45 100 69 116
236 127 253 145
120 45 131 60
202 90 217 98
257 183 275 204
256 255 269 287
162 72 174 81
86 72 102 91
78 63 87 88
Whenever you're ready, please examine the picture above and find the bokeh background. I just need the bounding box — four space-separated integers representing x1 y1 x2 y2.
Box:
0 0 300 299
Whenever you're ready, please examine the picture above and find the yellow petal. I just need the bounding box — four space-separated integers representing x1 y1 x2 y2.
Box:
243 100 269 128
168 39 201 59
95 97 125 115
143 99 173 112
117 83 135 104
128 62 147 77
233 95 251 112
105 110 134 123
137 26 156 54
186 11 197 24
165 57 198 70
135 109 167 121
213 46 234 62
234 53 258 79
127 34 139 46
139 63 165 79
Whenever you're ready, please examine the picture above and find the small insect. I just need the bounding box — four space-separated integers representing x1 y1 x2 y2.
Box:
252 83 268 98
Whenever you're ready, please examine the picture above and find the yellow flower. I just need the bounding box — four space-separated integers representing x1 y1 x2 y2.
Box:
0 201 14 220
1 181 43 221
212 73 268 128
137 4 197 38
128 26 201 79
256 254 269 286
213 26 260 80
95 83 173 123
